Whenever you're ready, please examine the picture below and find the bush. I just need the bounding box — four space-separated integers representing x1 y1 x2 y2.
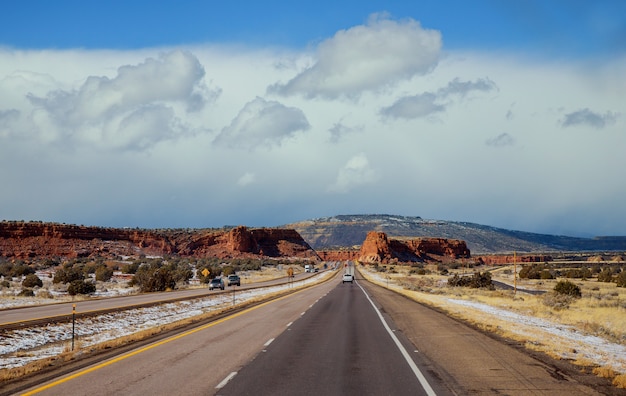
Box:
95 266 114 282
0 280 10 288
543 292 575 310
597 268 614 283
67 280 96 295
53 267 84 284
448 272 494 289
18 288 35 297
554 280 581 298
132 263 178 292
22 274 43 288
519 264 553 280
616 271 626 288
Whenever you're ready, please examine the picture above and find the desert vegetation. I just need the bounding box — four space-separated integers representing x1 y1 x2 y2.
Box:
364 259 626 388
0 255 312 302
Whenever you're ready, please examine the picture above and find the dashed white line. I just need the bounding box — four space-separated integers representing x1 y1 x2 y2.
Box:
264 338 275 347
286 321 293 327
215 371 237 389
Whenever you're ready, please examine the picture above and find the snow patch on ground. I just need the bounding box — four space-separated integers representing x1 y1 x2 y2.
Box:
365 269 626 373
0 273 328 370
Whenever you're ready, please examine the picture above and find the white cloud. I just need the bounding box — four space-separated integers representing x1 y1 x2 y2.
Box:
380 77 497 120
237 172 255 186
213 97 310 150
328 153 379 193
486 132 515 147
380 92 445 119
23 50 214 150
268 13 441 99
561 108 619 129
328 121 364 143
0 27 625 237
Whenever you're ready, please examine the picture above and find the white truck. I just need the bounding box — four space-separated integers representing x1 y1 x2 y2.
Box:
305 264 313 273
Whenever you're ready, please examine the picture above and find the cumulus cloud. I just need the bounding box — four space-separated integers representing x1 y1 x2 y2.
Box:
328 121 364 143
0 109 20 138
486 133 515 147
25 50 214 150
438 77 497 97
380 77 497 120
268 13 441 99
380 92 444 119
328 153 379 193
213 97 310 149
561 108 618 129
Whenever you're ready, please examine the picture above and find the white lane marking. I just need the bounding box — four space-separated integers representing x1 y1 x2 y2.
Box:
215 371 237 389
264 338 275 347
300 312 305 316
286 321 293 327
357 283 438 396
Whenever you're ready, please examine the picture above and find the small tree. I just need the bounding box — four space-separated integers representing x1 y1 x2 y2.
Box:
22 274 43 288
616 271 626 288
554 280 581 298
95 266 114 282
67 280 96 295
597 268 614 283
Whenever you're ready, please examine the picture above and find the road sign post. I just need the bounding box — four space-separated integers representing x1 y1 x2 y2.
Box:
71 304 76 351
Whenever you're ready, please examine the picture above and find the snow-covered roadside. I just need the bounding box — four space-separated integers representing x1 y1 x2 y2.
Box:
0 272 331 371
363 269 626 374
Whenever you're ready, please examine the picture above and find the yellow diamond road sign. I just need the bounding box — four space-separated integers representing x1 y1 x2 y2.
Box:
201 268 210 277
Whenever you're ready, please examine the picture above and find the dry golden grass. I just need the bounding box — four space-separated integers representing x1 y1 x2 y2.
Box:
614 374 626 388
361 264 626 387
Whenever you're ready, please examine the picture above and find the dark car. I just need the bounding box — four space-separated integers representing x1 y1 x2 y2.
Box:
227 274 241 286
209 277 225 290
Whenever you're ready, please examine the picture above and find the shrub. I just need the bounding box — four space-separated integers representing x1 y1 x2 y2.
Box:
565 268 592 280
597 268 614 283
53 267 84 284
519 264 555 280
0 280 10 288
22 274 43 288
10 263 35 277
542 292 574 310
448 272 494 289
18 288 35 297
616 271 626 288
67 280 96 295
539 270 554 279
132 263 177 292
95 266 114 282
554 280 581 298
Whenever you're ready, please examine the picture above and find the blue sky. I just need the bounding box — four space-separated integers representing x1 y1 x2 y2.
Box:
1 1 625 237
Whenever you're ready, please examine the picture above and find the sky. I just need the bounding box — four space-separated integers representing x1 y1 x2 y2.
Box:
1 1 625 237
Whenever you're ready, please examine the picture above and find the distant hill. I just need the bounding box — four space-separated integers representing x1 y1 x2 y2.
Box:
284 214 626 254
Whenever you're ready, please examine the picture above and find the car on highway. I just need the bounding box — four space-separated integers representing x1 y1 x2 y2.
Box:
342 274 354 283
227 274 241 286
209 277 225 290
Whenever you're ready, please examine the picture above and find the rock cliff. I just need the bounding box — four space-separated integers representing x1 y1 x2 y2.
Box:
0 221 318 260
357 231 470 264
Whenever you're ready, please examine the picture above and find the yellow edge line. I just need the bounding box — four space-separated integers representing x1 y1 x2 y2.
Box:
22 290 300 395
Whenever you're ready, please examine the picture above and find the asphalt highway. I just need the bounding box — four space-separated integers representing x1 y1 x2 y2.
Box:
0 272 315 327
13 271 611 396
